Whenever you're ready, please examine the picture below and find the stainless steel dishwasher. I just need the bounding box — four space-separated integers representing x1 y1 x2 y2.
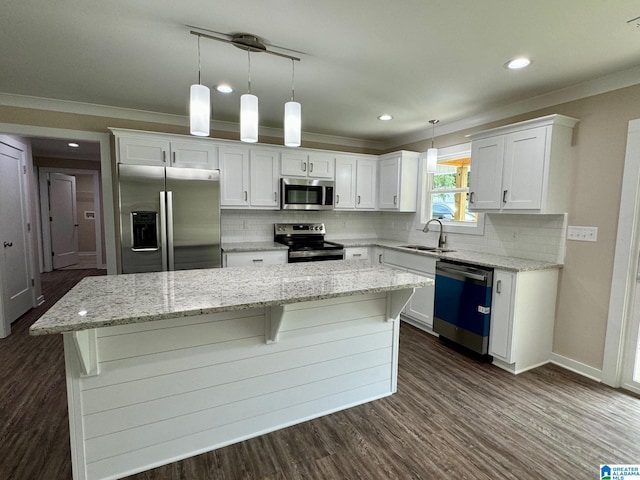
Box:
433 260 493 354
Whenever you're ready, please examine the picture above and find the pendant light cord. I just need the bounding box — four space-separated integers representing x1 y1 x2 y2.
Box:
290 59 295 102
247 49 252 94
197 36 202 85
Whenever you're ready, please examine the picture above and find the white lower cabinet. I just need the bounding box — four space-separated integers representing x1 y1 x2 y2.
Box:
223 250 288 267
489 268 559 374
382 249 436 332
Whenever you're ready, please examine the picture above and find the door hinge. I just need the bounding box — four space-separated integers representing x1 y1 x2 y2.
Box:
31 278 35 287
23 165 26 174
50 216 53 222
27 222 31 232
51 251 55 256
48 180 51 186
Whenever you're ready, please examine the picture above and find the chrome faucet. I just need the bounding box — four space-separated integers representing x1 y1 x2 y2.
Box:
423 219 446 249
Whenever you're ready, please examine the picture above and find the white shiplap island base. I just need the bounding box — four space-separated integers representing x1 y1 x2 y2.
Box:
30 260 432 480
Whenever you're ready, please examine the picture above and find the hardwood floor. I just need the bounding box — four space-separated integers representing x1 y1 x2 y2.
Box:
2 270 640 479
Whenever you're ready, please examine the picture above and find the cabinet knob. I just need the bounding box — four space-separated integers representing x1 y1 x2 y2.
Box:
336 194 340 204
393 195 397 206
172 151 176 164
357 195 361 205
302 162 307 172
274 192 277 202
310 162 314 172
503 190 508 204
378 254 383 264
496 279 502 294
162 151 167 163
244 191 248 201
469 192 475 204
3 241 13 248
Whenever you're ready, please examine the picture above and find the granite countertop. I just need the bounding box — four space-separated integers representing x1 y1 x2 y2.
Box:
222 241 289 252
332 238 562 272
29 260 432 336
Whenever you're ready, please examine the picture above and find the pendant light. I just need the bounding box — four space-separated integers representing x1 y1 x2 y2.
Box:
426 119 440 173
240 49 259 143
189 36 210 137
284 59 301 147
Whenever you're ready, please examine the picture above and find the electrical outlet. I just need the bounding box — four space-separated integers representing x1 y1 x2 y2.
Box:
567 225 598 242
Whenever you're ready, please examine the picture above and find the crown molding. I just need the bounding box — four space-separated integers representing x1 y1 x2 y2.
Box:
384 65 640 150
0 93 384 151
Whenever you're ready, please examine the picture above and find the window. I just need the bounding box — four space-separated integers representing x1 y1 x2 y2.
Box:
417 143 485 235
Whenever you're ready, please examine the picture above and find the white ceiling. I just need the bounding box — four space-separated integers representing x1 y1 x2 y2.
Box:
3 1 640 147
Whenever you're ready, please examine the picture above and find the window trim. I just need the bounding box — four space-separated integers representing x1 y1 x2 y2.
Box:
414 142 485 235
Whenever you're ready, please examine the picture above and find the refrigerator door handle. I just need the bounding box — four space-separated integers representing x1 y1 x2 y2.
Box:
166 191 175 271
159 191 168 271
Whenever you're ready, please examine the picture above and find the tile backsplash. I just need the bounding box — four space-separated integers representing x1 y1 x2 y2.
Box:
221 210 567 264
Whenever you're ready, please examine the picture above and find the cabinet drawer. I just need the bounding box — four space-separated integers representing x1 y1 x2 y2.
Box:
224 251 287 267
344 247 369 260
383 249 436 273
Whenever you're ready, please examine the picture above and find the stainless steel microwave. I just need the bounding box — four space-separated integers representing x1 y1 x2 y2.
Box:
281 178 334 210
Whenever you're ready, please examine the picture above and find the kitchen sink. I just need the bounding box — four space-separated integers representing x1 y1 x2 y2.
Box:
399 244 455 253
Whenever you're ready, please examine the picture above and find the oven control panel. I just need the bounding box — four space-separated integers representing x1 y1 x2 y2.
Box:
275 223 326 235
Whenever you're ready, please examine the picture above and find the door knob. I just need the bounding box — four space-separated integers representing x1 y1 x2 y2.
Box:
3 242 13 248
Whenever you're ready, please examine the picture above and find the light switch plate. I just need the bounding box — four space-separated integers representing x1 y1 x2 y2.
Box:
567 225 598 242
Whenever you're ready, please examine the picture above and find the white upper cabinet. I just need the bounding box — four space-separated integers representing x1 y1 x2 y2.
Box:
334 156 357 209
281 151 334 179
468 114 578 214
219 145 250 207
170 140 218 169
249 149 280 209
116 134 217 169
356 158 378 210
334 156 378 210
378 151 419 211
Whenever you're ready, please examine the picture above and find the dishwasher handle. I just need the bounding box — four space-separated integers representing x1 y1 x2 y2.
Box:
436 262 491 283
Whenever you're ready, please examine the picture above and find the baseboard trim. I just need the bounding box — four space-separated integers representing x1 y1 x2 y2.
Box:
550 352 602 382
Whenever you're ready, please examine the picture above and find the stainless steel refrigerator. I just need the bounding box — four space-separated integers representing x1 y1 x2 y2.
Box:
118 164 221 273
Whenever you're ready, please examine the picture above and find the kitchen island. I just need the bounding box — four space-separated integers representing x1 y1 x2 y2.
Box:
30 260 432 480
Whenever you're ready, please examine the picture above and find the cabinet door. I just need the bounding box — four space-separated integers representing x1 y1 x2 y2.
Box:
501 126 547 210
489 270 515 363
378 156 400 209
250 149 279 208
404 272 435 328
469 136 504 210
281 152 308 176
308 153 334 178
334 157 356 209
118 137 169 166
356 158 377 209
170 140 217 169
219 146 250 207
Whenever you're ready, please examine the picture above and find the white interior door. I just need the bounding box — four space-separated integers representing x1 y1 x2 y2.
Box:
0 142 33 334
49 172 79 269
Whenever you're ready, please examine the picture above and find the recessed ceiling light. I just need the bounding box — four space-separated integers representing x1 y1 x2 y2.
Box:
215 84 233 93
68 142 79 148
505 57 532 70
378 114 393 121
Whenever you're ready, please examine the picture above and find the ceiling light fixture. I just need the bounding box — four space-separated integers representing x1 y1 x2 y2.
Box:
189 30 301 146
284 59 301 147
240 49 259 143
189 35 211 136
378 114 393 121
215 84 233 93
426 119 439 174
505 57 531 70
68 142 79 148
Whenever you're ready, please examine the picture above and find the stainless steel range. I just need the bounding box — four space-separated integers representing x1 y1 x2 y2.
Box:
274 223 345 262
